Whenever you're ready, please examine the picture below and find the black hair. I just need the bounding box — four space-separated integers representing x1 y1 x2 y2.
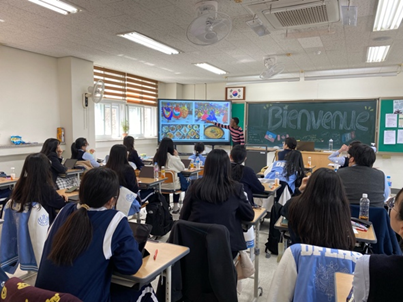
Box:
349 140 361 147
232 117 239 126
230 145 246 181
284 150 305 180
348 144 375 167
105 144 133 188
194 142 205 157
71 137 88 159
284 137 297 150
190 149 241 204
395 188 403 221
11 153 55 212
48 168 120 266
288 168 355 250
40 138 60 156
123 136 135 152
153 138 174 168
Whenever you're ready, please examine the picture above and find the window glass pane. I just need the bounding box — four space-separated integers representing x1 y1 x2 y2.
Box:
144 107 157 137
95 103 105 136
105 104 111 136
128 106 142 135
111 105 119 137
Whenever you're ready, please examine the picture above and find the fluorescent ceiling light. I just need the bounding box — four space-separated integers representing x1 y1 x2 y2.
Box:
373 0 403 31
118 32 180 55
194 63 227 75
28 0 79 15
366 45 390 62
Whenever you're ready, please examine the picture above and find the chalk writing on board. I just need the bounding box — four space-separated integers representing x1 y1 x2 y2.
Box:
267 106 370 132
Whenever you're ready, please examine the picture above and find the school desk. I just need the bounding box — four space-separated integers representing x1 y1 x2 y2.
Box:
112 241 189 302
0 178 18 189
138 177 167 193
335 272 354 302
57 188 79 201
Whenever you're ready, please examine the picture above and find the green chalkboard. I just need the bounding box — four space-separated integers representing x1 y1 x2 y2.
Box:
232 103 245 129
247 100 377 150
378 99 403 153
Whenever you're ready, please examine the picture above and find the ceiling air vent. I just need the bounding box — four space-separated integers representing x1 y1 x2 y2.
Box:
247 0 341 30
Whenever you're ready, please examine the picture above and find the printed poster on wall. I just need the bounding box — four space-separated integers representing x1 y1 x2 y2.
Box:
384 130 396 145
385 114 397 128
393 100 403 114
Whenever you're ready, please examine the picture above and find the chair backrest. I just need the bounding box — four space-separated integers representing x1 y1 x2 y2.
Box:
159 220 237 302
350 205 402 255
1 277 82 302
163 170 175 184
272 244 361 302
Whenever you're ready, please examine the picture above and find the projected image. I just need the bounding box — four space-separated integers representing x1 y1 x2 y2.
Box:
158 99 232 144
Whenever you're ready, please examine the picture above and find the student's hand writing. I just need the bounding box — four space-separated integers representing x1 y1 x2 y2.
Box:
299 176 310 192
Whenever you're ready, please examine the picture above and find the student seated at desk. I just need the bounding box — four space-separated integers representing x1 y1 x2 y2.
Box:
188 142 206 165
35 168 156 302
338 143 389 207
40 138 79 189
71 137 99 168
328 140 361 169
10 153 67 224
180 149 254 259
286 168 355 250
353 188 403 302
123 136 144 170
230 145 265 205
278 137 297 160
154 138 186 214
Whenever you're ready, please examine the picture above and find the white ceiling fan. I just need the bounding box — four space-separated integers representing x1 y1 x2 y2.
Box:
83 80 105 107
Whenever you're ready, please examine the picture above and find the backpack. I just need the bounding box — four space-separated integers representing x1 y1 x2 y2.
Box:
146 193 174 236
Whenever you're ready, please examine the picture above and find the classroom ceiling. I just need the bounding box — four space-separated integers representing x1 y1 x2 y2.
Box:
0 0 402 84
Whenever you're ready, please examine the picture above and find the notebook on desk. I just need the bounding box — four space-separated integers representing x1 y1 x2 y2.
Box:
128 221 152 258
63 159 77 169
181 159 191 169
139 166 154 178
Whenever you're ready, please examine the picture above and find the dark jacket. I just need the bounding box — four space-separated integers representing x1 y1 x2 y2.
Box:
121 165 139 193
278 149 292 160
41 186 66 224
231 163 265 204
157 220 238 302
128 149 144 170
180 182 254 252
47 152 67 184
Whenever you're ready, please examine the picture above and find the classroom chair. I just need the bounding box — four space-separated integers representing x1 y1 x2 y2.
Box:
350 205 402 255
161 170 183 207
156 220 237 302
268 243 362 302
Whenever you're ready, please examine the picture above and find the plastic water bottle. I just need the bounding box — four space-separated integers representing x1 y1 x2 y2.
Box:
275 172 280 186
161 166 166 178
371 143 377 153
359 193 370 221
195 158 200 169
329 139 333 151
307 157 312 167
190 159 194 169
153 162 159 179
10 167 15 180
387 176 392 195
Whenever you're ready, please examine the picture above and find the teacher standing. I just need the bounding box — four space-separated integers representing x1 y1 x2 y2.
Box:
206 117 245 146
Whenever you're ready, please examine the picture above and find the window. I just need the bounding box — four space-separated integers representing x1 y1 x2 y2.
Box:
94 66 158 140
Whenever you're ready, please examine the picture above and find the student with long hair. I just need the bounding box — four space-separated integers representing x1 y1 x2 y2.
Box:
287 168 355 250
35 168 155 302
188 142 206 165
230 145 265 204
106 144 139 194
71 137 99 168
180 149 254 258
353 188 403 301
40 138 67 184
123 136 144 170
278 137 297 160
10 153 67 224
153 137 185 213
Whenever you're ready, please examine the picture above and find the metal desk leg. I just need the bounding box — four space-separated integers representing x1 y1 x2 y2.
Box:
159 183 162 193
76 173 80 184
253 220 262 301
165 266 172 302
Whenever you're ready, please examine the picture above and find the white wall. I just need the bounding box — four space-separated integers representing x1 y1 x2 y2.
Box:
182 75 403 188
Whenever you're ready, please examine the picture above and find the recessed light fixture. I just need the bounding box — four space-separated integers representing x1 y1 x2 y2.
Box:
366 45 390 63
0 19 5 22
28 0 79 15
373 0 403 31
246 18 270 36
118 32 180 55
193 63 228 75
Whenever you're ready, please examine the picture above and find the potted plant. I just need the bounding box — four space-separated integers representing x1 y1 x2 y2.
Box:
121 120 129 137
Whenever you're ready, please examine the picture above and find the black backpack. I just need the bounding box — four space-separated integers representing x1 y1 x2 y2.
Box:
146 193 174 236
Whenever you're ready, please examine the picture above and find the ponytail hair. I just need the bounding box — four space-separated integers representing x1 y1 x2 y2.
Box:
48 168 119 266
71 137 87 159
230 145 246 181
194 142 205 157
284 150 305 180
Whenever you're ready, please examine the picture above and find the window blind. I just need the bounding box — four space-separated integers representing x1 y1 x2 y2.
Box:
94 66 158 106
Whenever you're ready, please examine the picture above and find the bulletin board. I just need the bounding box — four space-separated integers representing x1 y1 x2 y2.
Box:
378 99 403 153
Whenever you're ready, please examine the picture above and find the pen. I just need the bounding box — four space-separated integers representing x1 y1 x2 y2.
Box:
154 249 158 261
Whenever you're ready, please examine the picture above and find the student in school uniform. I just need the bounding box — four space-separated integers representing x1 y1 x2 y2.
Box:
286 168 355 248
188 142 206 165
153 138 185 213
327 140 361 168
278 137 297 160
338 143 389 207
8 153 67 224
123 136 144 170
35 168 156 302
353 188 403 302
71 137 99 168
230 145 265 205
206 117 245 145
180 149 254 259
